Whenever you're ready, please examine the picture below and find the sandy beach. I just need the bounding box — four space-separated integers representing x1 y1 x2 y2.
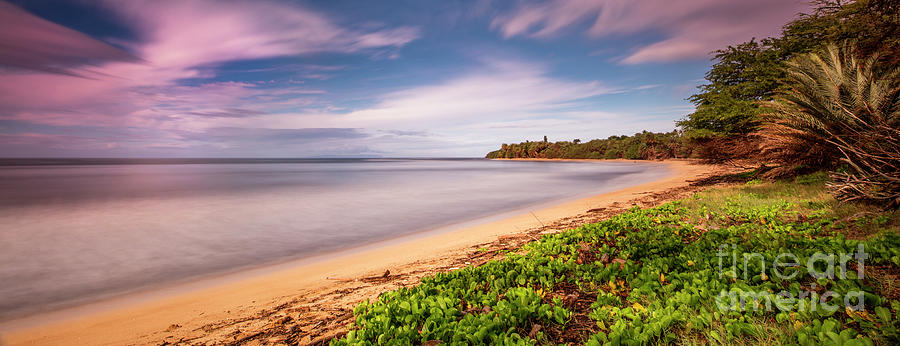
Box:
0 159 727 345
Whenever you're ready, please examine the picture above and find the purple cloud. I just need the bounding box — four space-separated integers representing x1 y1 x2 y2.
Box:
0 0 419 143
175 127 371 149
0 1 139 76
184 108 268 119
102 0 419 71
492 0 810 63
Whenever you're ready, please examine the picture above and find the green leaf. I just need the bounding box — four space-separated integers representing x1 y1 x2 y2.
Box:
875 306 891 323
776 312 789 324
708 330 722 343
797 331 809 346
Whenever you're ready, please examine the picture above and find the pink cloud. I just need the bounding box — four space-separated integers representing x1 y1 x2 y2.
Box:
0 0 418 136
493 0 603 39
101 0 418 73
236 58 620 133
0 132 107 151
492 0 810 63
0 1 138 76
335 59 616 126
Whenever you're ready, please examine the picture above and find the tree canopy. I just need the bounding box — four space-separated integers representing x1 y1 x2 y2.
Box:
679 0 900 138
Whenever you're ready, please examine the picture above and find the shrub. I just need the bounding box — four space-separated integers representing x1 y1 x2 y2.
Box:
761 43 900 207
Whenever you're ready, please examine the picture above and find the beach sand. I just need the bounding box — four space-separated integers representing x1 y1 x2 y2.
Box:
0 159 730 345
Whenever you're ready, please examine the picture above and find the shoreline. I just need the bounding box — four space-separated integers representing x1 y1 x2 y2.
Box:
1 159 722 345
0 160 658 325
0 159 665 327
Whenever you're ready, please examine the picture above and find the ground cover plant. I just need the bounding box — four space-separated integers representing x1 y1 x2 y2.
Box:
333 174 900 345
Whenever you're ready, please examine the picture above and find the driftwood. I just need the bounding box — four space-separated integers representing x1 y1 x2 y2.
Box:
326 270 394 282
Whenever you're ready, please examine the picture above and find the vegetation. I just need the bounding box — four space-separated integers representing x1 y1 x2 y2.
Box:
334 174 900 345
677 38 783 139
485 132 692 160
762 43 900 206
680 0 900 141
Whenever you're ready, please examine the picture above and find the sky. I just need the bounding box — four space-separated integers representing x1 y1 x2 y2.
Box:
0 0 811 158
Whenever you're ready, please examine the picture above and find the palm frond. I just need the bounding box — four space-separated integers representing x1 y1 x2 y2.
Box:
760 42 900 207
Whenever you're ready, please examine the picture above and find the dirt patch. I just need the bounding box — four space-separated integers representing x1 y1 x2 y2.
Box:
866 264 900 301
541 281 600 344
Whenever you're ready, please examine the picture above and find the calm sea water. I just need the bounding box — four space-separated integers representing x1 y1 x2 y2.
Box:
0 158 668 320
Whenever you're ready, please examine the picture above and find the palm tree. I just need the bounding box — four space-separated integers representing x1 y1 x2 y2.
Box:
762 42 900 206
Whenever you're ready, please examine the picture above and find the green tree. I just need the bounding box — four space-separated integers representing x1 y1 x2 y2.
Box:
781 0 900 67
678 39 786 137
680 0 900 139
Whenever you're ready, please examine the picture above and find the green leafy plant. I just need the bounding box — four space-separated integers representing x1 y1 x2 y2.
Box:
333 178 899 345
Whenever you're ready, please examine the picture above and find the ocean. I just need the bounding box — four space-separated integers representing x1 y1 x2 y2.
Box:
0 158 668 319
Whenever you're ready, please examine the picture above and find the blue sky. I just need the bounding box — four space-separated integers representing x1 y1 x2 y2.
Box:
0 0 809 157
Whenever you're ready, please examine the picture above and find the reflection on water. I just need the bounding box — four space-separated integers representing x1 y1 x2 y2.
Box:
0 158 667 319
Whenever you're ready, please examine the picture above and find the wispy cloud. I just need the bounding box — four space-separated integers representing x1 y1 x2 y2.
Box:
0 0 420 154
492 0 808 63
207 58 673 156
177 127 369 143
341 59 616 126
0 2 139 76
102 0 418 73
0 0 419 110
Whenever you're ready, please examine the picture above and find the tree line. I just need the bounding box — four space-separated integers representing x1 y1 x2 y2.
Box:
485 131 693 160
487 0 899 206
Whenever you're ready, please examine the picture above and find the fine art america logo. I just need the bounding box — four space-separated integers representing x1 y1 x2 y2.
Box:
714 243 868 313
